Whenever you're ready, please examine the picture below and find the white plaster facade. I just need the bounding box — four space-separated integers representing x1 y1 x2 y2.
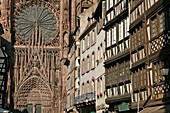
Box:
78 2 107 112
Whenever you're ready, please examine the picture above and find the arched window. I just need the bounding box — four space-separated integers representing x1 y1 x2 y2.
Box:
82 83 84 95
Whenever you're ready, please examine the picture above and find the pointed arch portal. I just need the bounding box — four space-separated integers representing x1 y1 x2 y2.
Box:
16 76 52 113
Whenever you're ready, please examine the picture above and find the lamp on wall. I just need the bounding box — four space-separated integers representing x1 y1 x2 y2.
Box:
161 67 169 76
85 97 88 103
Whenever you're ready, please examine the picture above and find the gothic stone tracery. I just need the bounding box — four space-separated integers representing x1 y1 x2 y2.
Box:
13 0 62 112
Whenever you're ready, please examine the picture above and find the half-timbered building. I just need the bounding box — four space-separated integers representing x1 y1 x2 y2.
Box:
103 0 132 112
129 0 170 112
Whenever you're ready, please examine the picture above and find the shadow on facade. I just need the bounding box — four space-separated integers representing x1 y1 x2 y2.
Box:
13 109 28 113
158 29 170 113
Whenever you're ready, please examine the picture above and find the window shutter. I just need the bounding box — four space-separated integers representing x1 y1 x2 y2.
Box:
127 17 129 36
89 81 91 93
94 53 96 67
94 28 96 43
73 76 75 87
84 83 86 94
89 55 91 70
89 32 92 46
85 59 86 72
85 37 87 50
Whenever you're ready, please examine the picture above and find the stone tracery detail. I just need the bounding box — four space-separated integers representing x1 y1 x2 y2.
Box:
13 0 61 112
16 77 52 112
14 0 60 46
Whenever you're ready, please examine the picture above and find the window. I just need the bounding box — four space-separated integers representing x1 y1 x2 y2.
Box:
138 28 141 46
110 0 113 8
144 67 146 86
82 59 84 74
97 47 100 60
141 27 144 44
84 58 86 73
126 61 130 80
159 12 165 33
94 27 97 43
91 80 94 92
125 17 129 37
84 83 86 94
133 72 136 89
82 83 84 95
131 35 134 50
106 0 109 10
119 20 124 41
112 66 115 82
88 81 91 93
112 25 117 44
78 48 80 56
107 29 111 47
87 82 89 94
132 0 135 7
100 78 102 93
35 105 41 113
82 39 85 52
92 30 94 44
87 35 89 49
87 56 89 71
78 68 80 77
89 32 92 46
97 79 100 94
100 45 103 59
153 61 164 83
92 52 95 69
151 17 158 38
134 32 137 49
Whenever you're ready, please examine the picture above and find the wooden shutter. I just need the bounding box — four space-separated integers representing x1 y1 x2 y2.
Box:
84 83 86 94
84 59 86 72
89 81 91 93
94 52 96 67
89 32 92 46
85 37 87 50
94 28 96 43
89 55 91 70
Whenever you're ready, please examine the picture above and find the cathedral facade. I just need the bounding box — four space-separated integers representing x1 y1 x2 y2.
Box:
0 0 69 113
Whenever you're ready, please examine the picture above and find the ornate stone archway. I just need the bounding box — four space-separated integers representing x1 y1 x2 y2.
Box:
15 76 52 113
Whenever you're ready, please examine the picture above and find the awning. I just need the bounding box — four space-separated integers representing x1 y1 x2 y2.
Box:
0 108 10 113
140 104 170 113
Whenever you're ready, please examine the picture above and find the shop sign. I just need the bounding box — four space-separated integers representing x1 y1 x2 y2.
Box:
118 102 129 112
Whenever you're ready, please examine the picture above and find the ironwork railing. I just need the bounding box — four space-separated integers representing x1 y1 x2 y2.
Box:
74 92 96 104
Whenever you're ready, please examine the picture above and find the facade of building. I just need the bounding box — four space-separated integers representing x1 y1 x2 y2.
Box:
65 34 80 113
66 0 99 113
103 0 170 113
76 1 106 113
0 0 70 113
129 0 170 112
104 0 132 112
